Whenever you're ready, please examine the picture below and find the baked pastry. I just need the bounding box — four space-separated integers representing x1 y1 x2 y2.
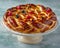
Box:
3 4 57 34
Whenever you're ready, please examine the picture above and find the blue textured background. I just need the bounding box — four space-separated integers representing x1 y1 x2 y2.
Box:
0 0 60 48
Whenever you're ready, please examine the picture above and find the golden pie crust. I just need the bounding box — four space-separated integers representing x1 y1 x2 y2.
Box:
3 4 57 34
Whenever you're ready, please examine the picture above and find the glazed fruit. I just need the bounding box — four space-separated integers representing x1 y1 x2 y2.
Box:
3 4 57 34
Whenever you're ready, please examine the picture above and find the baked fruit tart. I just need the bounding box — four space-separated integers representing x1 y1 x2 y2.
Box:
3 4 57 34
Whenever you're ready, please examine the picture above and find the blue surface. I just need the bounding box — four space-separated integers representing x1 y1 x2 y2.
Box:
0 0 60 48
